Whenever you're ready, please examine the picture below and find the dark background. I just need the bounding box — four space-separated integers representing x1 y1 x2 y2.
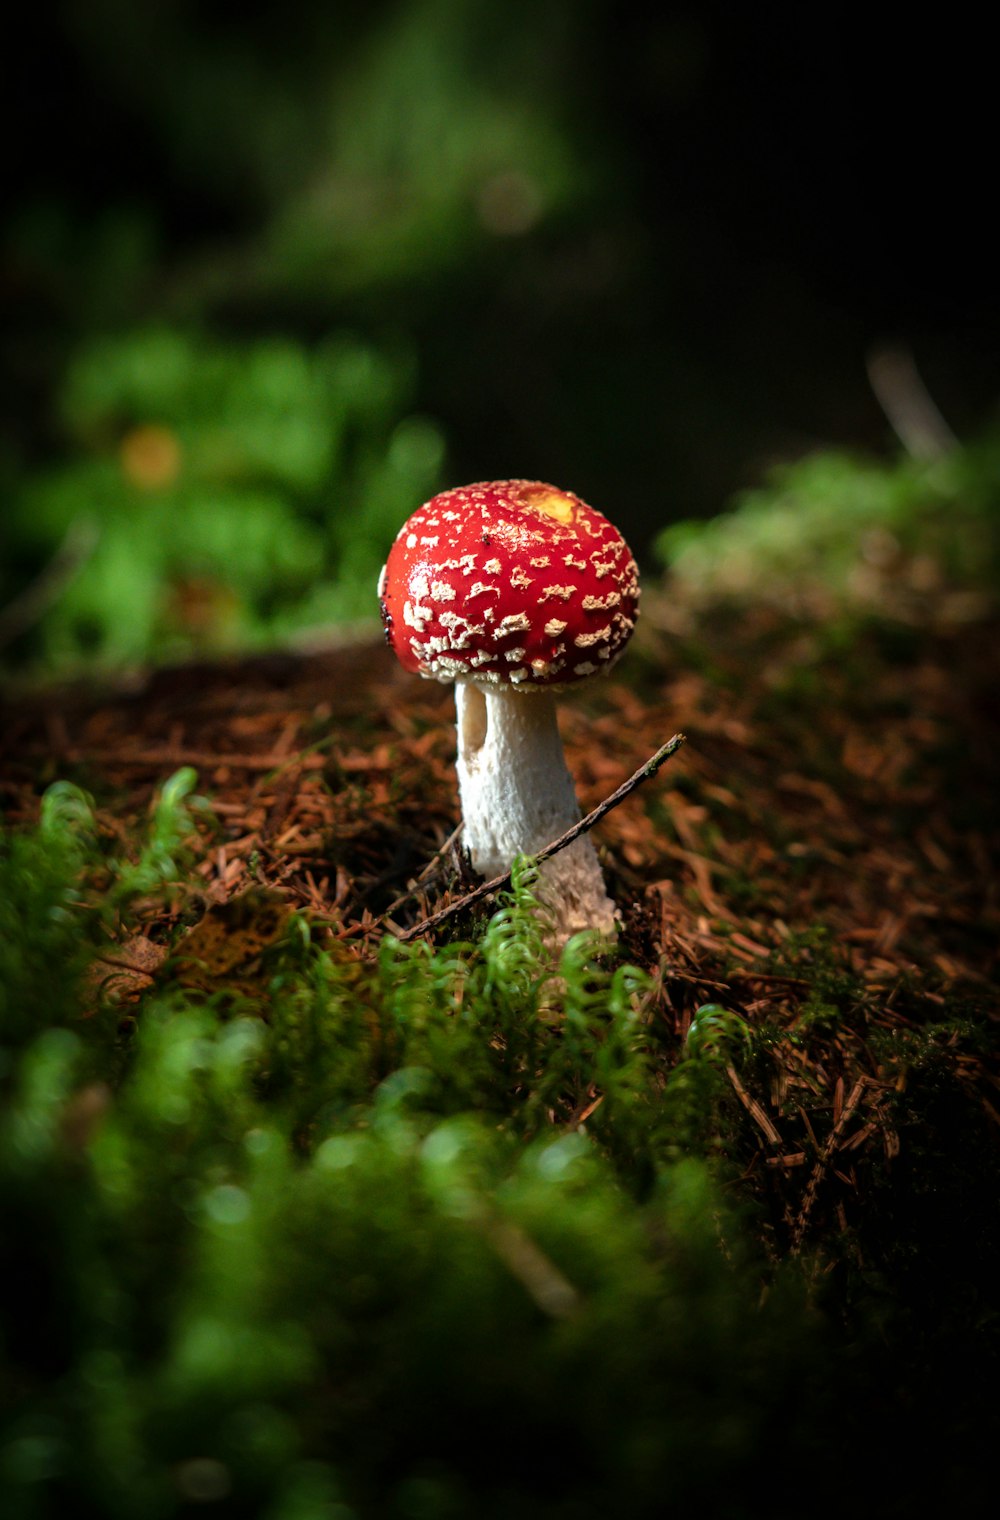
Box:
3 0 995 565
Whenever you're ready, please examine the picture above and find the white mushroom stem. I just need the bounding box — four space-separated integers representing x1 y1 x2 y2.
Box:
454 681 618 942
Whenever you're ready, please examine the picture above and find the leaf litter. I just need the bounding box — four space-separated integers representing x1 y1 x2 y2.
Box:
1 596 997 1260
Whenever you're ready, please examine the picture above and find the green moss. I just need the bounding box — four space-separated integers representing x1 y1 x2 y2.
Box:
657 441 1000 618
1 779 998 1518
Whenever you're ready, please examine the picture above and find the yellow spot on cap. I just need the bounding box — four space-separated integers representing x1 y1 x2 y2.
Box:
518 485 575 525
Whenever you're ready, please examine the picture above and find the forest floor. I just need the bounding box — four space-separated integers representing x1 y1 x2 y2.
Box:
2 590 997 1266
3 574 1000 1520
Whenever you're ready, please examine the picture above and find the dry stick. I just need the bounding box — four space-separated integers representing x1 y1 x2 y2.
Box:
42 746 333 775
91 952 159 980
380 820 465 920
396 733 686 943
790 1076 871 1254
866 344 957 462
477 1210 581 1319
17 731 355 779
0 518 100 650
725 1062 782 1146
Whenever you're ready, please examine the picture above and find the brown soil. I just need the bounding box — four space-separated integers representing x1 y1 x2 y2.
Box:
2 604 997 1252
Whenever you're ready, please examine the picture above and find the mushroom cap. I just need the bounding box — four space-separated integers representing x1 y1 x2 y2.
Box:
378 480 640 688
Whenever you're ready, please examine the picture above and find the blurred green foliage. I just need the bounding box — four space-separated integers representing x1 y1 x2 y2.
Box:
3 0 610 677
4 1 997 678
3 329 443 669
657 438 1000 622
2 778 998 1517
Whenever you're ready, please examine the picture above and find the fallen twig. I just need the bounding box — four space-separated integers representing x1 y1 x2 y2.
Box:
16 745 331 775
866 344 957 461
380 821 466 919
397 733 686 943
0 518 100 650
790 1076 872 1253
726 1062 783 1145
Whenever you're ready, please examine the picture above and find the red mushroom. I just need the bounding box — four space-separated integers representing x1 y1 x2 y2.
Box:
378 480 640 940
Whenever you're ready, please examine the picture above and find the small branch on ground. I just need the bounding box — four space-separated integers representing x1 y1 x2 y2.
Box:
790 1076 872 1254
396 733 686 943
380 821 465 919
726 1062 783 1146
0 518 100 650
866 344 957 461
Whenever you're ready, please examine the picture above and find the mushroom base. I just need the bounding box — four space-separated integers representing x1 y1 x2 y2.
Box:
455 682 618 942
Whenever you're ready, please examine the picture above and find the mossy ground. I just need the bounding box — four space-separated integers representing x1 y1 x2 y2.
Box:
1 543 998 1518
